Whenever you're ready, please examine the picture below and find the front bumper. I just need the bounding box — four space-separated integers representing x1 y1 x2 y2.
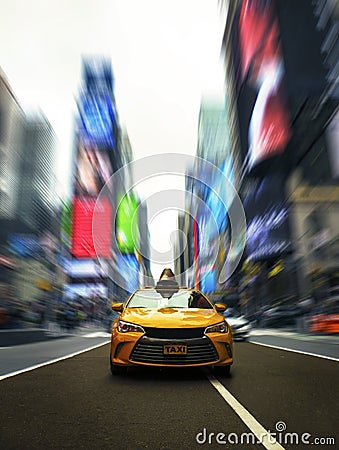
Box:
110 331 233 368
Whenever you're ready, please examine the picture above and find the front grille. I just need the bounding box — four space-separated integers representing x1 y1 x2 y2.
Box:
130 336 218 365
143 327 205 339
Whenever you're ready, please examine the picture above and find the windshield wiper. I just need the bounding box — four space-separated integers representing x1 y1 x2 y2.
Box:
127 306 147 309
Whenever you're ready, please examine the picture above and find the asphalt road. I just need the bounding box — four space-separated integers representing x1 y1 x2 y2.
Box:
249 330 339 360
1 337 338 450
0 332 110 377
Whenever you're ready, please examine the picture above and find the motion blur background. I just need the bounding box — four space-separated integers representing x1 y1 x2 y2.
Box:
0 0 338 334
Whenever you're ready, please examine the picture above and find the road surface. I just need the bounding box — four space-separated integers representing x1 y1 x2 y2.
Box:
1 330 338 449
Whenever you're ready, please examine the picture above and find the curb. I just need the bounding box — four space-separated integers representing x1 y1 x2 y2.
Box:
0 329 69 347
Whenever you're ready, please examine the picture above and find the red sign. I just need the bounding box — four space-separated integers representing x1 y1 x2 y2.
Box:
71 196 112 258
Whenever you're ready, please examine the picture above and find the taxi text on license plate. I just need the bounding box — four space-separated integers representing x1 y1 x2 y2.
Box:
163 344 187 355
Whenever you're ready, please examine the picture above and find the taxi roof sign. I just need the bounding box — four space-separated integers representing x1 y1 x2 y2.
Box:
156 268 179 298
159 268 176 281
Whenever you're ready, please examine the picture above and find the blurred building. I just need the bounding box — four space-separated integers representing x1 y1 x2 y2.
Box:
15 113 59 313
220 0 339 310
66 58 147 304
0 69 24 221
179 98 242 294
119 127 134 180
0 69 60 314
174 211 188 287
17 113 58 233
66 58 118 303
176 165 196 288
138 201 153 286
288 0 339 301
0 70 24 303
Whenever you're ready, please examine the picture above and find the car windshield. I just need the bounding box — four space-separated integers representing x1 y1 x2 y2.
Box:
127 289 213 309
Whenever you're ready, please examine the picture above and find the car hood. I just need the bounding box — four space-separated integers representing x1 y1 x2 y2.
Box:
120 308 224 328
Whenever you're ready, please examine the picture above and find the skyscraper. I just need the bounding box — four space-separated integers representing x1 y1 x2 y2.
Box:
220 0 339 307
65 58 118 301
17 113 57 233
0 69 24 221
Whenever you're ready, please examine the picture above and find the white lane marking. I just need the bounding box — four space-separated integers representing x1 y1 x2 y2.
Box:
82 332 111 338
0 341 110 381
250 330 339 342
250 330 296 337
250 341 339 362
207 374 285 450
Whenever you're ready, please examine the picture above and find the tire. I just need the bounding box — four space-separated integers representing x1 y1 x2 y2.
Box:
214 365 231 377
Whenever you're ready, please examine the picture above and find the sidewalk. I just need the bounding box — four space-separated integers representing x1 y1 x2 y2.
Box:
250 328 339 344
0 322 108 347
0 327 66 347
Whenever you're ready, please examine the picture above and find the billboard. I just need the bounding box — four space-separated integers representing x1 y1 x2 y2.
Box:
67 259 106 278
244 175 291 261
233 0 291 169
61 200 72 247
83 58 113 92
274 0 327 99
63 283 107 300
71 196 112 258
116 193 139 254
196 159 234 243
8 234 43 258
78 90 115 149
116 254 139 293
78 58 115 149
75 142 113 196
200 269 216 294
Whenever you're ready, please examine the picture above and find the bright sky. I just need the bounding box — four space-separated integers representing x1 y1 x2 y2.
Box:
0 0 228 279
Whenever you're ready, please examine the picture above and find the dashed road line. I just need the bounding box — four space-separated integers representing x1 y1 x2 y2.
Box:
207 374 285 450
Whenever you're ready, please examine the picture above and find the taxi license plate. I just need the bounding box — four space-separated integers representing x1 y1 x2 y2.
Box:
163 344 187 355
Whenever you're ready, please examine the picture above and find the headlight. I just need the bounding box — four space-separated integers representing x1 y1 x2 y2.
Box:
117 320 145 333
205 321 228 334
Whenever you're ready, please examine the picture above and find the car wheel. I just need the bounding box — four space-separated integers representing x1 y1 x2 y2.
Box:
214 365 231 377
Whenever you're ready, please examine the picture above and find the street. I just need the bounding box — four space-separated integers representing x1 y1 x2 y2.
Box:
0 2 338 449
0 331 110 377
1 332 338 449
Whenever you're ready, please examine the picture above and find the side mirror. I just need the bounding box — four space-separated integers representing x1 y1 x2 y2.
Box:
112 302 124 312
215 303 226 312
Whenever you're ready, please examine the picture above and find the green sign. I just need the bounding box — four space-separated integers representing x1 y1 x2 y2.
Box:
116 193 139 253
61 200 72 247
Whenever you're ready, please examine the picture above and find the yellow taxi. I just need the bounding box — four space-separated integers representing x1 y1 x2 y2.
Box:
109 270 233 375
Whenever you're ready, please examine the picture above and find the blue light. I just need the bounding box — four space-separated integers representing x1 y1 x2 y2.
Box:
78 91 115 148
116 254 139 293
200 270 216 293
